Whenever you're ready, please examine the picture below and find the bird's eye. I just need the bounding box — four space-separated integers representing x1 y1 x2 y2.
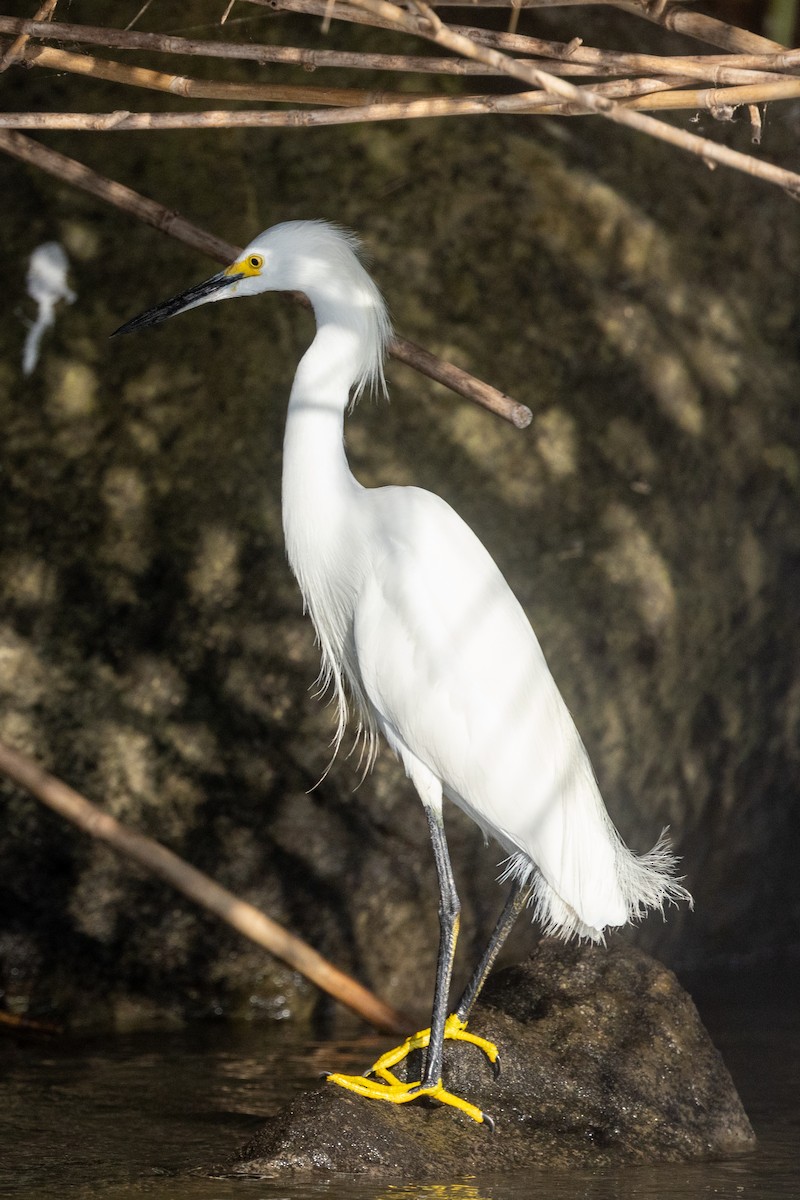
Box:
248 254 264 271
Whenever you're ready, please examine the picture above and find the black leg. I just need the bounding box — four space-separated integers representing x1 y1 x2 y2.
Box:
420 806 461 1090
455 877 533 1024
326 810 510 1126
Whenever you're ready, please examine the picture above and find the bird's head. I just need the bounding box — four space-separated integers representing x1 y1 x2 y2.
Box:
111 228 283 336
112 221 383 336
113 220 391 399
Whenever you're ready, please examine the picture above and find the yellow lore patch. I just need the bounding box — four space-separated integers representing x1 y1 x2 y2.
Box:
225 253 263 277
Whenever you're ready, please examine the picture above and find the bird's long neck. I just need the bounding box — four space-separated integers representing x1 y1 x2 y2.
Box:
282 319 360 543
281 273 388 565
281 309 378 742
275 235 390 754
281 302 379 653
280 260 390 736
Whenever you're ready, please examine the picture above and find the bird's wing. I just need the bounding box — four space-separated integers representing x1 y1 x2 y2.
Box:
352 486 580 844
352 486 685 942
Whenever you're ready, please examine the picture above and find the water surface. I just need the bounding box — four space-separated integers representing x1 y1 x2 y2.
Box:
1 969 797 1200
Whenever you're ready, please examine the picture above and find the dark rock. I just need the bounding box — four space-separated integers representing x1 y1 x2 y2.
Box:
226 942 754 1177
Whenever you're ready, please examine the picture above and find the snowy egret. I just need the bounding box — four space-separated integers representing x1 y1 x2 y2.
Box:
23 241 75 376
114 220 691 1127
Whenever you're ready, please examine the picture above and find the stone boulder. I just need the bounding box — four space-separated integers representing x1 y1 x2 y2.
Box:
226 941 754 1177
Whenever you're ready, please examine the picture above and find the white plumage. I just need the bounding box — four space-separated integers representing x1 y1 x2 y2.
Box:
272 220 687 942
116 219 691 1122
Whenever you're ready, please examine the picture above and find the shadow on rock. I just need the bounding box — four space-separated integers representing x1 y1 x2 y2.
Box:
223 941 754 1178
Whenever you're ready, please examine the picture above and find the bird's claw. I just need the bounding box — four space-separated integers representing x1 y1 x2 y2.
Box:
326 1070 492 1126
325 1014 500 1127
368 1013 500 1077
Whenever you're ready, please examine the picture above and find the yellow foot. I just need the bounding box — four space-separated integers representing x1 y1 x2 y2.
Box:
370 1014 500 1081
326 1071 493 1128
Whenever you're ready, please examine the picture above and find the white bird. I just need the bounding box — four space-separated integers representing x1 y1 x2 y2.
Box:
23 240 76 376
114 220 691 1127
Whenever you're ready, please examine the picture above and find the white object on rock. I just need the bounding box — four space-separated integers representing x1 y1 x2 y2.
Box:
23 241 76 376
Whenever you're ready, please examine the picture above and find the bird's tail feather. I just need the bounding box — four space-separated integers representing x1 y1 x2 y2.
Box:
501 827 692 943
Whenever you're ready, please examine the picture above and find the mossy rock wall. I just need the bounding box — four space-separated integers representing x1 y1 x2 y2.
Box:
2 5 799 1027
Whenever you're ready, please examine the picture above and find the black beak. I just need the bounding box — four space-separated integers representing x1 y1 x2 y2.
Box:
111 270 244 336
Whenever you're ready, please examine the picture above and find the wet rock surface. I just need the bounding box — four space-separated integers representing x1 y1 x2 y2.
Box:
226 942 755 1177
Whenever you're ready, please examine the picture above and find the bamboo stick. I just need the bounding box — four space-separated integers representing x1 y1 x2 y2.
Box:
605 0 786 55
0 15 505 76
3 14 797 85
258 0 787 54
0 738 410 1034
0 78 705 135
0 70 796 127
340 0 800 195
0 0 57 73
8 38 430 108
623 76 800 111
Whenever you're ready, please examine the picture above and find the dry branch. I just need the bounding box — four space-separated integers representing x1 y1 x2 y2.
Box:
2 87 799 189
604 0 785 54
1 2 797 198
399 0 787 55
0 15 504 76
0 82 712 133
7 38 432 107
0 130 530 427
3 13 797 84
622 76 800 111
0 737 410 1034
270 1 798 86
258 0 786 54
0 0 57 73
339 0 800 195
266 0 788 70
0 130 236 261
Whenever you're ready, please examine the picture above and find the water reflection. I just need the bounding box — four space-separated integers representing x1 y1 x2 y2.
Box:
382 1187 495 1200
0 974 798 1200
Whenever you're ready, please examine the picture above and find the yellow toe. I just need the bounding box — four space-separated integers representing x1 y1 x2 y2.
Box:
326 1070 491 1126
325 1016 500 1128
444 1014 500 1067
367 1015 499 1078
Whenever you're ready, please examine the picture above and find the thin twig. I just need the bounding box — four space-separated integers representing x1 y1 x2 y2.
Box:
4 15 797 83
622 76 800 111
258 0 786 53
604 0 785 55
0 15 531 77
414 0 787 54
0 0 58 73
125 0 156 33
0 737 410 1034
0 130 237 259
0 81 699 133
450 26 800 84
0 16 502 76
0 130 530 426
0 67 795 127
8 38 430 108
341 0 800 195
